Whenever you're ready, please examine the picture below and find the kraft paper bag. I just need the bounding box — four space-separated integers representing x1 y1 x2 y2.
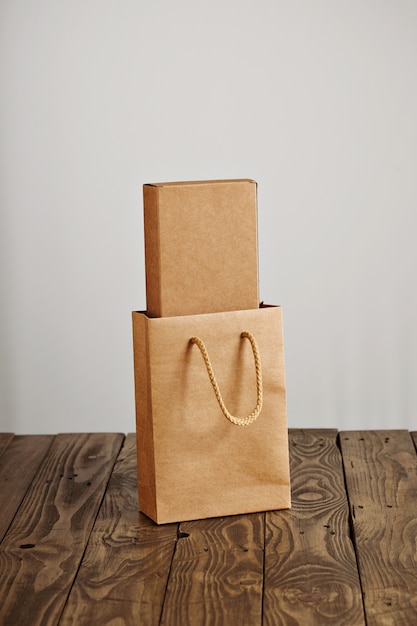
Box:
132 305 290 524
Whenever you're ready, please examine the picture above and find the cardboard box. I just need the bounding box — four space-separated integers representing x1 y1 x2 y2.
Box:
143 179 259 317
132 305 290 523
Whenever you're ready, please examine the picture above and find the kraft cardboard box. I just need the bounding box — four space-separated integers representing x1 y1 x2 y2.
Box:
143 179 259 317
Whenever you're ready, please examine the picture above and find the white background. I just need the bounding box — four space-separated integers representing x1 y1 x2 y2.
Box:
1 1 416 434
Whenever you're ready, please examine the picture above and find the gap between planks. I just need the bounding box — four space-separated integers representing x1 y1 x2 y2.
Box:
340 430 417 626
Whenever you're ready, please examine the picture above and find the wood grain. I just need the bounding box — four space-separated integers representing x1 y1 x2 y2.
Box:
0 432 124 626
160 513 264 626
0 433 15 458
0 434 53 543
263 429 365 626
59 433 179 626
3 429 417 625
340 430 417 626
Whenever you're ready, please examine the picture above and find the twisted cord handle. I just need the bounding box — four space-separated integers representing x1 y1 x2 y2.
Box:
190 331 263 426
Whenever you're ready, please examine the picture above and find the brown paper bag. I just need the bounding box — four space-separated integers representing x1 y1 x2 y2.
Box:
132 305 290 524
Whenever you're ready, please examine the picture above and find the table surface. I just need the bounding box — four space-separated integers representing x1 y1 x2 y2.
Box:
1 429 417 626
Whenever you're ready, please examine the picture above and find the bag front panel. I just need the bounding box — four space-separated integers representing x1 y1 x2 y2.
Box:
147 306 290 523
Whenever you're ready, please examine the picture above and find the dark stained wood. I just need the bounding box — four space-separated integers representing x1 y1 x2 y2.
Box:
340 430 417 626
0 434 54 543
59 433 179 626
0 433 124 626
0 433 15 457
2 430 417 625
161 513 264 625
263 429 365 626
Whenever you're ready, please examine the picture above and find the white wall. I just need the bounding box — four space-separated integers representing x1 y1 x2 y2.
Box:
1 0 416 434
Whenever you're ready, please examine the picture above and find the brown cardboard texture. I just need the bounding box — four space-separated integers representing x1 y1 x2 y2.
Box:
144 179 259 317
132 305 290 524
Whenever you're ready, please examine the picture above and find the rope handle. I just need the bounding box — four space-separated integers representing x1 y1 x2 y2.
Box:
189 331 263 426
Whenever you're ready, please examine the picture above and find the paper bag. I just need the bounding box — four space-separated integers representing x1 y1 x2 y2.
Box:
132 305 290 524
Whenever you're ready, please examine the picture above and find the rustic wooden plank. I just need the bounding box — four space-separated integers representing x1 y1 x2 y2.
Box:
263 429 365 626
0 434 54 543
0 433 15 458
0 432 124 626
160 512 264 626
59 433 178 626
340 430 417 626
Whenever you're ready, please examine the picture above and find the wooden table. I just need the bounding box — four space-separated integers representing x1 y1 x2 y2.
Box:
1 430 417 625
